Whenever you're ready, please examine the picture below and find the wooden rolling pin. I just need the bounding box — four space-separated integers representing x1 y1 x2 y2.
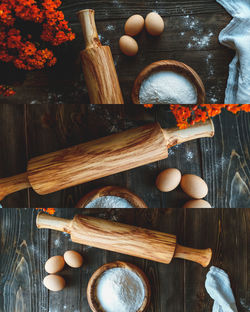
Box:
0 120 214 200
36 213 212 267
78 9 124 104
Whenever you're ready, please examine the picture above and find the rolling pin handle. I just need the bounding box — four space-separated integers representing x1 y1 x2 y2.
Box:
77 9 101 49
0 172 30 201
36 212 72 233
163 119 215 148
174 244 212 267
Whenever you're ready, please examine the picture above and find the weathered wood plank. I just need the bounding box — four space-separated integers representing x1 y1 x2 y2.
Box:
0 209 249 311
62 0 226 21
0 11 233 105
135 208 185 312
0 104 249 207
184 209 250 312
184 209 219 312
26 103 127 208
0 209 49 312
26 104 89 208
201 111 250 208
0 104 28 208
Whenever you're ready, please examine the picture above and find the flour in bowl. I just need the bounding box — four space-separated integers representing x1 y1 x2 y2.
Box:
85 196 133 208
139 71 197 104
96 268 145 312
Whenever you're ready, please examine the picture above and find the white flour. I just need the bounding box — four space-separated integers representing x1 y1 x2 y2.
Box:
96 268 145 312
185 151 194 161
188 32 214 49
139 71 197 104
85 196 133 208
106 24 115 31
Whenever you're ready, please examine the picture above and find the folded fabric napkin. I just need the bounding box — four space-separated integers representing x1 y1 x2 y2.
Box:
216 0 250 104
205 266 238 312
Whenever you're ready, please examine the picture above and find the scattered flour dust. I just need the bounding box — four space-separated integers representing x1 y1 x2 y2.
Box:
207 85 219 104
96 268 145 312
113 0 122 8
183 14 201 33
185 151 194 161
206 53 213 63
98 34 104 42
30 100 41 104
181 13 217 101
54 238 61 247
209 97 218 103
188 32 214 49
139 71 197 104
240 298 250 310
182 14 214 49
98 34 110 46
106 24 115 31
215 156 227 170
85 196 133 208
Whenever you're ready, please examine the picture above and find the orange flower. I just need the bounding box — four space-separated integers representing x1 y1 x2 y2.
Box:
35 208 55 215
168 104 250 129
0 85 15 96
0 0 75 95
22 41 37 55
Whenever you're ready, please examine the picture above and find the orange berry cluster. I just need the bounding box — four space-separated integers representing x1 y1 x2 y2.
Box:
169 104 250 129
0 84 16 96
0 0 75 72
36 208 56 215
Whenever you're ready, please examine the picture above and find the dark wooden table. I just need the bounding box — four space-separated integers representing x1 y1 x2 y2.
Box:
0 0 250 208
0 208 249 312
0 104 249 208
0 0 235 105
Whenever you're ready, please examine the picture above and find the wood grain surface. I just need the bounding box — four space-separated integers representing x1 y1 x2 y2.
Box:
80 46 124 104
36 213 212 267
0 120 213 200
0 172 30 201
0 104 249 208
0 0 234 105
26 123 168 195
79 10 124 104
37 213 178 265
0 208 249 312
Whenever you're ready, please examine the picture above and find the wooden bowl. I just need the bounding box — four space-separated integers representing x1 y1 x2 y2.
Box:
132 60 205 104
75 186 148 208
87 261 151 312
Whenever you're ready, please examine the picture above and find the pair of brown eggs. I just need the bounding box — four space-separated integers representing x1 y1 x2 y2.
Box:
43 251 83 292
156 168 211 208
119 12 165 56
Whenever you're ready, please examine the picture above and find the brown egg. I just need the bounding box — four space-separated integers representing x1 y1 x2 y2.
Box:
181 174 208 199
45 255 65 274
64 250 83 268
183 199 212 208
125 15 144 36
43 275 66 292
145 12 164 36
156 168 181 192
119 35 138 56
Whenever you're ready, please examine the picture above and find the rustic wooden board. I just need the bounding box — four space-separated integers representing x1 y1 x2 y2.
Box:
0 208 249 312
0 104 249 208
0 0 234 105
0 105 29 208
